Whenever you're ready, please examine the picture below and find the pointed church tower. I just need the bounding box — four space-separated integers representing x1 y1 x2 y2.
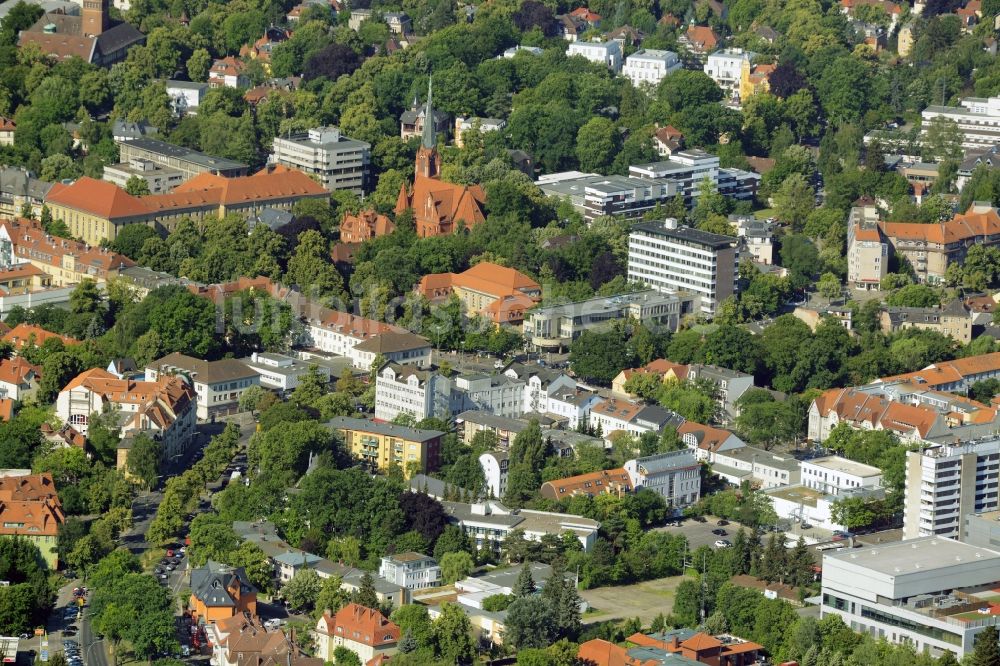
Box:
414 77 441 179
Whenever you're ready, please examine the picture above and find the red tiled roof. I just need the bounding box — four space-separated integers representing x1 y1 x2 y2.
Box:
325 604 399 648
0 117 14 131
684 25 718 50
45 177 151 219
578 639 658 666
1 217 135 271
0 357 41 386
541 467 633 499
3 323 79 349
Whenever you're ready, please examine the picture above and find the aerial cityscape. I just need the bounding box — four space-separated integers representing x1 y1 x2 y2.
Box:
0 0 999 665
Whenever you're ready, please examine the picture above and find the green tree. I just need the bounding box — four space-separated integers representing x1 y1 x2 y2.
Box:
439 551 474 584
124 176 151 196
575 117 620 173
817 273 842 300
432 602 476 663
187 48 212 82
316 575 348 616
125 433 161 490
773 173 814 230
283 568 323 611
504 596 557 649
971 626 999 666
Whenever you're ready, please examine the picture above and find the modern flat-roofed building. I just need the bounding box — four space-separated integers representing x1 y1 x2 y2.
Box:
921 95 1000 152
567 40 622 73
704 48 755 96
629 149 720 202
713 445 800 488
847 203 888 290
378 552 441 590
117 137 248 179
623 450 700 507
269 126 370 194
103 157 185 194
326 416 443 478
239 352 330 392
904 438 1000 540
800 455 882 496
820 537 1000 658
627 218 740 316
524 289 697 351
623 49 682 87
536 172 677 223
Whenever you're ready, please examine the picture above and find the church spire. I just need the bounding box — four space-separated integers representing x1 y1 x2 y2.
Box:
421 77 435 150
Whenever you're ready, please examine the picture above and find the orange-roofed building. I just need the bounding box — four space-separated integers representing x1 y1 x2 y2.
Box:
847 202 888 290
0 472 64 567
739 61 776 100
340 210 395 244
540 467 633 500
395 80 487 237
680 25 719 57
209 56 249 88
414 262 541 325
44 167 328 246
313 603 399 664
677 421 745 463
578 639 660 666
0 357 41 401
239 27 291 73
612 359 690 396
189 560 257 624
17 0 145 67
0 217 134 286
56 368 197 458
3 323 79 351
0 117 14 146
626 630 765 665
878 204 1000 283
568 6 603 25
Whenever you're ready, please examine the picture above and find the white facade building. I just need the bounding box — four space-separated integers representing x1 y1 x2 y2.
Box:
270 126 370 194
103 157 184 194
374 364 454 422
478 451 509 499
624 450 701 508
623 49 682 87
821 537 1000 658
704 49 754 95
904 438 1000 540
453 374 525 419
378 552 441 590
627 218 740 316
800 455 883 496
567 40 623 73
145 353 259 421
712 446 800 488
239 352 330 392
921 95 1000 152
165 80 209 116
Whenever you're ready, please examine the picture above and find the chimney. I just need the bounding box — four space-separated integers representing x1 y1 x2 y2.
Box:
664 217 679 230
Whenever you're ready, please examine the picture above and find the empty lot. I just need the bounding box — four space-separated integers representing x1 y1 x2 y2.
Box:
580 576 688 625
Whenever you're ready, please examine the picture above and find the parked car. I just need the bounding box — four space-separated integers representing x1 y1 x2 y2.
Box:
800 522 813 530
714 539 732 548
711 528 727 536
716 519 729 526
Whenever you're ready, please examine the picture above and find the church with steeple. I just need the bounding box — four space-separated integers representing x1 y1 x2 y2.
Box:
395 79 487 238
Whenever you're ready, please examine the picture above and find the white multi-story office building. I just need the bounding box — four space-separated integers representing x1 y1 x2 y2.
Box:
378 552 441 590
629 149 721 202
567 40 623 73
821 537 1000 658
703 48 754 96
904 438 1000 540
921 95 1000 152
623 49 682 87
479 451 509 499
624 450 701 507
238 352 330 392
374 364 455 422
800 455 883 496
270 126 370 194
536 172 677 223
454 374 525 419
627 218 740 316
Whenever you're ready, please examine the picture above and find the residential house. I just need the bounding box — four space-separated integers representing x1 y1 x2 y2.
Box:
567 40 623 73
313 604 399 664
454 116 506 148
612 358 690 397
145 353 259 421
0 357 41 401
326 416 443 478
839 0 903 29
679 25 719 60
872 350 1000 393
590 399 683 441
398 92 450 142
209 57 249 88
0 472 64 567
396 84 487 238
686 363 755 421
3 323 78 351
739 60 775 100
731 215 777 265
55 367 197 457
652 125 684 157
373 363 456 422
456 410 529 447
415 262 540 325
624 450 701 507
540 468 632 501
0 167 55 218
378 552 441 590
239 27 291 74
704 48 754 97
0 217 135 287
188 560 257 624
0 117 13 146
207 614 321 666
624 630 765 666
350 331 432 372
879 300 973 344
300 308 412 369
677 421 744 463
18 0 145 66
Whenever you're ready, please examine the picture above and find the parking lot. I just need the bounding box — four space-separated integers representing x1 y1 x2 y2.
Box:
655 516 742 550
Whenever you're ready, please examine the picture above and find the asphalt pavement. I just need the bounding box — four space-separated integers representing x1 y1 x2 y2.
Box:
656 517 741 550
